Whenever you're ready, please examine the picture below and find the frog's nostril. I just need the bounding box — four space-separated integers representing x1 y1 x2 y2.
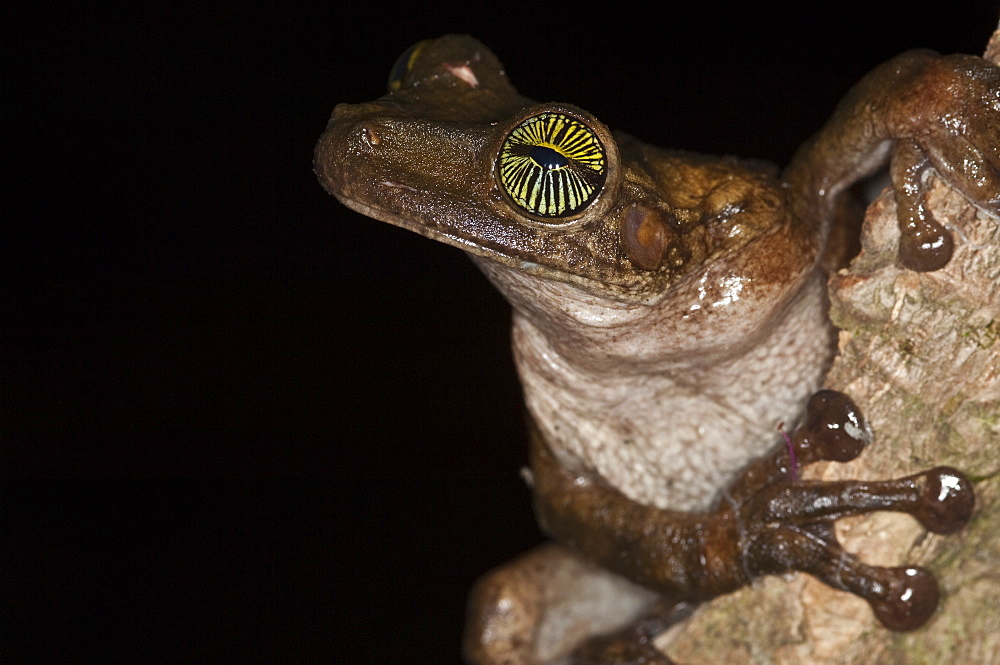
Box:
362 125 382 147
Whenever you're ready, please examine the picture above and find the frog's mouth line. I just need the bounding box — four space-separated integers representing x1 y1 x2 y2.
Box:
336 194 675 306
339 196 504 257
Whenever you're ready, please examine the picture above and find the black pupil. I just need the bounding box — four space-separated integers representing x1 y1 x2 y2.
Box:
529 145 568 171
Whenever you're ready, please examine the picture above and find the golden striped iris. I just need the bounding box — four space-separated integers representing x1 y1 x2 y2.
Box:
497 113 607 219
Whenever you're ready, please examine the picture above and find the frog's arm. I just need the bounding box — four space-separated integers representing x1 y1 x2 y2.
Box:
784 50 1000 271
530 391 974 631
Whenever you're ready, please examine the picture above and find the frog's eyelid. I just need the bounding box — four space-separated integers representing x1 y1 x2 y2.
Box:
387 39 430 92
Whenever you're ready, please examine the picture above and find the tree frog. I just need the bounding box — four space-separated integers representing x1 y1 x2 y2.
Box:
315 35 997 664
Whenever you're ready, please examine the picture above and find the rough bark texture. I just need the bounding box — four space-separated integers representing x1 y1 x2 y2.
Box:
657 28 1000 665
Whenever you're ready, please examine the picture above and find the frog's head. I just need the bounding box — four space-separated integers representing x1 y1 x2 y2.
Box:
316 35 814 308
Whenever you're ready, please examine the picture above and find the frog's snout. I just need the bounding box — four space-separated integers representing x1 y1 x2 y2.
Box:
315 104 374 197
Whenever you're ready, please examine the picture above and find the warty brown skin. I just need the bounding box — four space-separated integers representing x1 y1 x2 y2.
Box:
315 35 997 664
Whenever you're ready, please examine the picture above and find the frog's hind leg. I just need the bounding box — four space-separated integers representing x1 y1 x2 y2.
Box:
463 542 673 665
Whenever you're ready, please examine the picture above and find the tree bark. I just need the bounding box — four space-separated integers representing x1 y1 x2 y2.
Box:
657 27 1000 665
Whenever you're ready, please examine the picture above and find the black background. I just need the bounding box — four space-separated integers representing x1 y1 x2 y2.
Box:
6 3 997 662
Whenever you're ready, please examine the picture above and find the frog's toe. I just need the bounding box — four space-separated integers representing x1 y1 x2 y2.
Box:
818 555 941 632
890 140 956 271
744 519 941 631
889 54 1000 272
746 467 974 533
889 136 1000 271
907 466 975 534
792 390 872 465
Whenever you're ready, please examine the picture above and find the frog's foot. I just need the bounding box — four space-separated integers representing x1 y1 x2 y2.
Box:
733 391 975 630
888 53 1000 271
463 543 662 665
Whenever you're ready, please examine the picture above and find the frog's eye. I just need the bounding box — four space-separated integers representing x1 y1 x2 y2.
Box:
496 112 607 220
387 40 429 92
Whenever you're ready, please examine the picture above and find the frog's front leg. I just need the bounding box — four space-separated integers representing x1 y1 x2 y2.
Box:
785 50 999 271
515 391 973 664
